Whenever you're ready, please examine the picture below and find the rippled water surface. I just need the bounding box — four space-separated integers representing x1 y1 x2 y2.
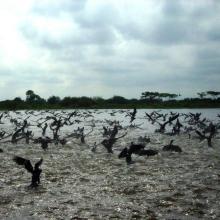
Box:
0 109 220 220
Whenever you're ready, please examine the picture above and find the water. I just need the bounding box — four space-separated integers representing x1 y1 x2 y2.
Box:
0 109 220 219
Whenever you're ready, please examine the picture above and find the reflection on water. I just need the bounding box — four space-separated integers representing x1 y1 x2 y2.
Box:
0 109 220 219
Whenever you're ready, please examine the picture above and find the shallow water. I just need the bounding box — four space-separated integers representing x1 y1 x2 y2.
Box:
0 109 220 219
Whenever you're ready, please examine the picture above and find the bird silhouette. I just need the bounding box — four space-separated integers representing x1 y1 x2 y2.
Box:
13 156 43 187
162 140 182 152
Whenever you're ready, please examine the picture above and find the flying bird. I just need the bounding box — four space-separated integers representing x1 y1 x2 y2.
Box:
13 156 43 187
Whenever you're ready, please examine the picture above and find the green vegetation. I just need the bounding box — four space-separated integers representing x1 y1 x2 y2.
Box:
141 91 180 101
0 90 220 110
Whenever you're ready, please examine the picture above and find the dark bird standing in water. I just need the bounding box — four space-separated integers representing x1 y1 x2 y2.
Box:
162 140 182 152
137 149 158 156
118 142 158 164
128 142 145 155
118 147 134 164
34 136 52 150
118 142 144 159
13 156 43 187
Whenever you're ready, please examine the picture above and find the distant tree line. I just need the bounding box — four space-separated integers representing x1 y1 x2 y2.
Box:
197 91 220 99
141 91 180 102
0 90 219 110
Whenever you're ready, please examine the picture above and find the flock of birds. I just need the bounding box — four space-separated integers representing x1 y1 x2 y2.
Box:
0 108 219 188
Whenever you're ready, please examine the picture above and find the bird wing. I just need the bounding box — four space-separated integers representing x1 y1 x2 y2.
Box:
13 156 33 173
118 147 128 158
34 158 43 170
169 114 179 123
195 130 205 139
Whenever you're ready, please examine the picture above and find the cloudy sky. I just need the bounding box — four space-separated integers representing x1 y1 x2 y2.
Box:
0 0 219 100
